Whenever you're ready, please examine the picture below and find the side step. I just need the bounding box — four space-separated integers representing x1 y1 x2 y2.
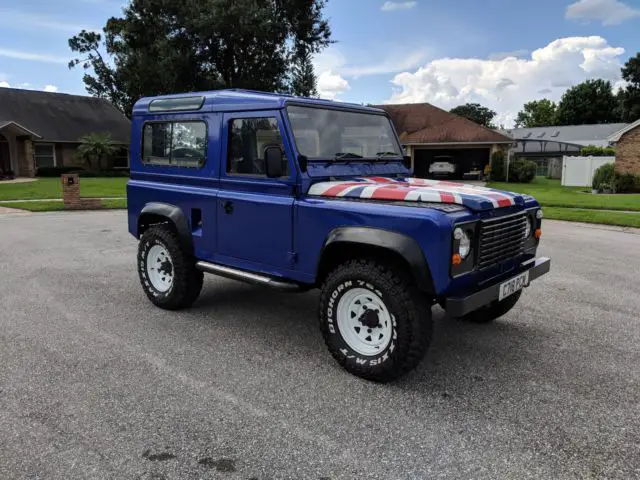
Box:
195 261 303 292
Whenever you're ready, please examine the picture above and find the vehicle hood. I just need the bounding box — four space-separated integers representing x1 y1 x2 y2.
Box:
307 177 525 212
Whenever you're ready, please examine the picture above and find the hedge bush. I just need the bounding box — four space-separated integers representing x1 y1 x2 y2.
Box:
508 159 537 183
36 167 129 178
580 145 616 157
614 173 640 193
592 163 640 193
592 163 615 190
78 169 129 178
36 166 84 177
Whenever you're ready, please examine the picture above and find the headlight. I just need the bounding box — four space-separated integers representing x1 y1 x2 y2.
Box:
454 227 472 259
536 209 543 220
525 217 532 239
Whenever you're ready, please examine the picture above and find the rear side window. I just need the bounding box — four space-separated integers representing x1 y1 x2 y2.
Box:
142 121 207 168
227 117 287 176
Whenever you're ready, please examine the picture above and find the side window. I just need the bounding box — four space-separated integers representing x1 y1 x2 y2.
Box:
227 117 287 177
142 121 207 168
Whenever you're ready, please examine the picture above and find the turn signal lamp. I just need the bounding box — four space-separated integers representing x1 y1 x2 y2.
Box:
535 228 542 239
452 253 462 266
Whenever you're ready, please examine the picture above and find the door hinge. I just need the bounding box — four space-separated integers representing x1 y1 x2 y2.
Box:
287 252 298 265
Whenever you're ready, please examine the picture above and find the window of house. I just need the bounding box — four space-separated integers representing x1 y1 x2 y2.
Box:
227 117 287 176
34 144 56 168
112 147 130 169
142 121 206 168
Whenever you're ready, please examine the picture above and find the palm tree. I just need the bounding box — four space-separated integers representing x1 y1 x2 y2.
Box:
77 132 117 170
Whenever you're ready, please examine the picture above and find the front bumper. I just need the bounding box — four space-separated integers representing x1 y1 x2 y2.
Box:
444 257 551 317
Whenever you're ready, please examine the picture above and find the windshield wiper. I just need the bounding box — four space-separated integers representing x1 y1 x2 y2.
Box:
324 152 363 167
376 151 400 164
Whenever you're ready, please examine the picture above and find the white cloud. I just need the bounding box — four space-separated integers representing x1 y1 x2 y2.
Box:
317 71 350 100
381 1 417 11
0 81 62 93
0 9 98 33
0 48 68 64
488 49 529 61
566 0 640 25
386 36 625 127
314 46 429 78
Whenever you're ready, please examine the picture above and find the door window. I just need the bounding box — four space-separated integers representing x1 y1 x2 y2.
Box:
227 117 287 177
142 121 207 168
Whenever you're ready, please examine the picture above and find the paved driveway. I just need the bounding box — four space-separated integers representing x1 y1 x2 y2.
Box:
0 211 638 480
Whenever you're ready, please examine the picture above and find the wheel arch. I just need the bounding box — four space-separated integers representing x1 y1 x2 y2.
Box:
317 227 435 294
137 202 193 255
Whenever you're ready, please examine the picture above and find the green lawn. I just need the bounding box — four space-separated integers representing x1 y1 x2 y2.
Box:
0 177 128 201
488 177 640 212
1 198 127 212
544 207 640 228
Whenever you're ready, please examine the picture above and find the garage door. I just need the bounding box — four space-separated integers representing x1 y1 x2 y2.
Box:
413 148 490 179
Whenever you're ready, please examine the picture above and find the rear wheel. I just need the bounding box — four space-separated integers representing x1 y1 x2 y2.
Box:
319 259 432 382
137 224 203 310
456 291 522 323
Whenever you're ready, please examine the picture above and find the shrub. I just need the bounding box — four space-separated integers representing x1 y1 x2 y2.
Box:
489 150 506 181
78 169 129 178
507 159 537 183
36 166 84 177
614 173 640 193
592 163 615 190
580 145 616 157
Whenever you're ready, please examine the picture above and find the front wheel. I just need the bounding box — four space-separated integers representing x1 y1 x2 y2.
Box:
137 224 203 310
319 259 432 382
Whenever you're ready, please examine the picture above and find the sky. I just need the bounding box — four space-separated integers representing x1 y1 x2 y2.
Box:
0 0 639 126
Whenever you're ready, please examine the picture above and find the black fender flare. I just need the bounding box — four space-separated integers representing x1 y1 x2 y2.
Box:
138 202 193 255
320 227 435 294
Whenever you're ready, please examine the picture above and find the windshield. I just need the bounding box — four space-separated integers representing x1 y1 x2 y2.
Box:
286 105 402 160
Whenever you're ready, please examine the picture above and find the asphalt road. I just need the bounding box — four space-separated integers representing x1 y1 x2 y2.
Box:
0 211 639 480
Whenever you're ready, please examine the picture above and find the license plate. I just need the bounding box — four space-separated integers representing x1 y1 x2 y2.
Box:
498 271 529 301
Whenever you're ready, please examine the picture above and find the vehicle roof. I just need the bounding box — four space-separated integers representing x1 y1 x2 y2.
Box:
132 89 385 116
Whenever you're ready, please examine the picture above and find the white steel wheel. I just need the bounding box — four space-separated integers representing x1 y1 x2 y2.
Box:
336 287 393 356
146 244 174 293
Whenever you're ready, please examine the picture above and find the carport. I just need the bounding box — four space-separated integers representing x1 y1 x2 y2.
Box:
377 103 513 179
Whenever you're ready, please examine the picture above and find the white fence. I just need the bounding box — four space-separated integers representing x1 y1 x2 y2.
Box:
561 156 615 187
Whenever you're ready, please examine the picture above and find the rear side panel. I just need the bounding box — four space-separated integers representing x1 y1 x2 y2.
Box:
127 111 221 261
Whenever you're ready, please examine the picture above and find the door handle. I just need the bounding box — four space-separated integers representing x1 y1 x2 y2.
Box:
223 200 234 214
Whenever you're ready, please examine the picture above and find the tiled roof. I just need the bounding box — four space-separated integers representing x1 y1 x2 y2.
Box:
504 123 628 147
375 103 513 144
0 88 130 143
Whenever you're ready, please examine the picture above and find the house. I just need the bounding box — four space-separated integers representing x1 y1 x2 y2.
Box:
502 123 627 177
0 88 131 177
376 103 513 179
608 119 640 176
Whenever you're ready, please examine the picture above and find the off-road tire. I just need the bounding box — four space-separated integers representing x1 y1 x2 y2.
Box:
457 291 522 323
138 224 203 310
319 259 432 382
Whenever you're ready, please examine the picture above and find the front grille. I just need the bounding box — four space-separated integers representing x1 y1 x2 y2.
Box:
477 212 527 269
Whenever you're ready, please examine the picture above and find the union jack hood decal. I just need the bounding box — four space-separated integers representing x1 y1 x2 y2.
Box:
308 177 523 211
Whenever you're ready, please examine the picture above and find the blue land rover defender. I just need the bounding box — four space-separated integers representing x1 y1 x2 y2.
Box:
128 89 550 382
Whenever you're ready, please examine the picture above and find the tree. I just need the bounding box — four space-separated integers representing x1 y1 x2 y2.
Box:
291 48 317 97
69 0 331 116
617 53 640 122
77 132 118 170
514 99 557 128
450 103 497 128
555 79 619 125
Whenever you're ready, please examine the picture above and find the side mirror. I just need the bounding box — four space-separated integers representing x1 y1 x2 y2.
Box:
265 145 284 178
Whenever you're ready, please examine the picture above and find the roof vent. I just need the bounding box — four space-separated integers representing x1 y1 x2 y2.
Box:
523 132 532 139
537 132 546 138
551 131 560 137
149 96 205 112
